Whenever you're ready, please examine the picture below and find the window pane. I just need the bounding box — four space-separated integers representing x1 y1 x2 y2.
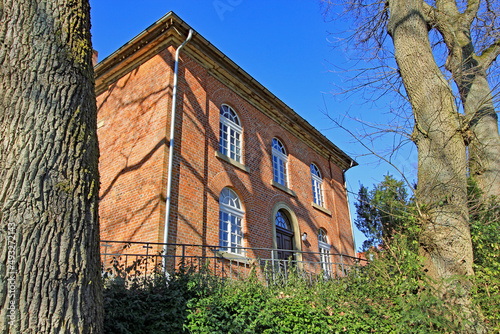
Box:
313 180 321 206
311 165 323 206
272 138 286 154
311 164 321 177
220 105 240 125
219 105 242 163
319 244 332 276
275 210 290 230
219 188 244 254
219 123 228 155
318 229 327 244
220 188 242 209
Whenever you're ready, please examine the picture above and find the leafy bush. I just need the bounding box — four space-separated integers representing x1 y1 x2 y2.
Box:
103 266 217 334
104 245 491 334
185 241 463 333
468 183 500 331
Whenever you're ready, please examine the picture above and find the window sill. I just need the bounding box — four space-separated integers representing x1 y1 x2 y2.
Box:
271 180 297 197
312 202 332 216
215 151 250 173
214 250 250 262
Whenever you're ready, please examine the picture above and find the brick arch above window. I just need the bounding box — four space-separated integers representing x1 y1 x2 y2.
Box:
208 87 251 132
209 170 252 210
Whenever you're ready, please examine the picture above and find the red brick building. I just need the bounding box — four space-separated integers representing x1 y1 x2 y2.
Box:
95 12 357 273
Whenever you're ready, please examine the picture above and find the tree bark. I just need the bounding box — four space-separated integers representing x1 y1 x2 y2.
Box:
387 0 480 330
462 72 500 200
432 0 500 200
0 0 103 333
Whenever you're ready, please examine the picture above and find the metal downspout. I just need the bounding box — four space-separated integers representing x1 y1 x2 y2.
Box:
162 29 194 272
344 160 357 257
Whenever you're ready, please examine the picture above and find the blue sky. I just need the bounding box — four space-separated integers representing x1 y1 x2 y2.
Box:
90 0 418 250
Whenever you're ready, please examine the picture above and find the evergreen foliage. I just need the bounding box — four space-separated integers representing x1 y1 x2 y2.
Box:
468 180 500 331
184 236 459 333
103 247 489 333
103 266 217 334
354 174 414 250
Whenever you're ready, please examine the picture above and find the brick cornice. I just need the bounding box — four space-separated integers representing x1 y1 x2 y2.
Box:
94 11 357 170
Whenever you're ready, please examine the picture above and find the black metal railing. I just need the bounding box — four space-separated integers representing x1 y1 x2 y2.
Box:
100 240 366 284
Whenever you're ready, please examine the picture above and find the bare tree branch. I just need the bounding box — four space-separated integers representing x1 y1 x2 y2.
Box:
422 2 438 24
463 0 480 26
478 36 500 68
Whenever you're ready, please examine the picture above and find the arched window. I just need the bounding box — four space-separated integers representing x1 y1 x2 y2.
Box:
311 164 324 206
219 187 244 254
318 228 328 244
275 210 291 230
272 138 288 186
318 229 332 277
219 104 242 163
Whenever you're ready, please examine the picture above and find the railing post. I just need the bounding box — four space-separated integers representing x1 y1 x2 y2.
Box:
162 243 168 277
214 248 217 277
271 250 276 283
181 244 186 271
341 254 345 277
230 259 233 279
101 242 112 275
143 243 152 277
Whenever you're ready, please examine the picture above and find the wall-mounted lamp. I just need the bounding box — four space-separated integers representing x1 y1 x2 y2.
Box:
301 232 307 241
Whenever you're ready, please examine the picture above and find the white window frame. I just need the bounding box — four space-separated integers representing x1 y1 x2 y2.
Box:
219 104 242 163
272 138 288 187
311 164 324 207
219 188 244 255
318 229 332 277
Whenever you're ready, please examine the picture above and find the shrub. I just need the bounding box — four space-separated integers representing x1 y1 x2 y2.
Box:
185 241 462 333
103 265 218 334
469 192 500 332
103 223 497 333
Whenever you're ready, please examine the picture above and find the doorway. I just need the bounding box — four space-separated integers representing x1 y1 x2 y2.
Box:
275 209 294 260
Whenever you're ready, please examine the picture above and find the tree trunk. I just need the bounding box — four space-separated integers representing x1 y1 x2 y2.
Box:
387 0 480 330
462 72 500 200
0 1 103 333
437 4 500 200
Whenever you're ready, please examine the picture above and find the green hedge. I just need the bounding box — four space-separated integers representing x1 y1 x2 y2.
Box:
103 268 217 334
103 243 497 333
103 207 499 333
183 236 460 334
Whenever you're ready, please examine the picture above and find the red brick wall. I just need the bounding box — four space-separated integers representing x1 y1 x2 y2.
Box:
96 45 355 259
97 48 174 248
